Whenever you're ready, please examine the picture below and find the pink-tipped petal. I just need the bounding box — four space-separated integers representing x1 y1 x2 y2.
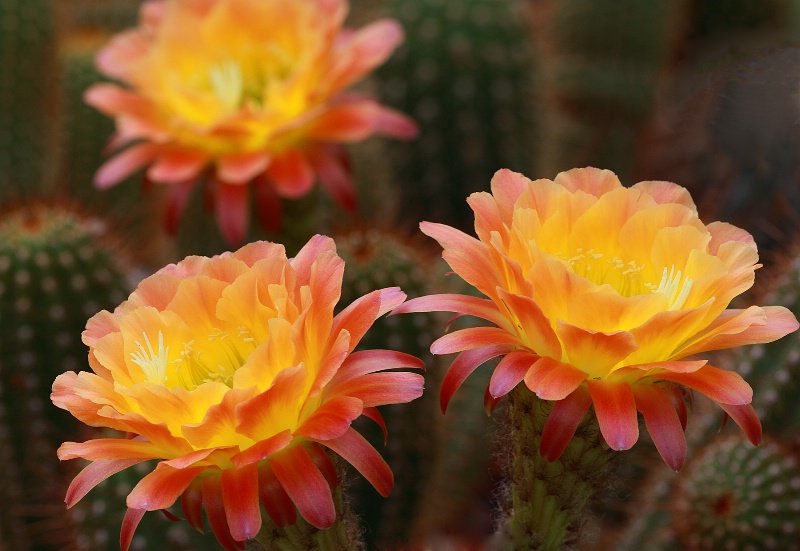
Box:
258 463 297 528
362 407 388 444
524 357 589 401
58 439 162 461
633 385 687 471
95 143 160 189
655 364 753 405
488 350 537 400
217 151 270 184
269 446 335 529
373 106 419 139
331 349 425 387
554 167 621 197
215 181 250 245
325 427 393 497
502 290 563 359
330 19 404 90
431 327 519 355
147 149 208 183
65 459 141 507
392 293 509 328
163 179 196 234
295 396 363 440
587 380 639 451
328 372 424 408
127 463 206 511
181 479 205 532
540 386 592 461
718 403 762 445
221 464 261 541
266 149 315 198
120 508 147 551
441 345 511 413
682 306 799 356
306 145 357 210
202 475 245 551
230 430 293 469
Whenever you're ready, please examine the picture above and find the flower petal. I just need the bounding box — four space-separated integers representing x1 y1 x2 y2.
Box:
324 427 392 497
391 293 510 329
587 379 639 451
127 462 207 511
500 289 563 359
58 439 163 461
215 180 250 245
65 458 142 507
524 356 588 401
306 144 356 210
269 445 335 529
330 349 425 387
229 430 293 469
147 149 209 183
295 396 364 440
217 151 270 184
201 475 244 551
718 403 762 445
654 364 753 405
327 372 423 408
554 166 621 197
221 463 261 541
556 321 637 377
431 326 520 355
633 385 686 471
266 149 315 199
488 350 537 400
258 463 297 528
95 143 160 189
441 345 512 412
540 386 592 461
120 507 147 551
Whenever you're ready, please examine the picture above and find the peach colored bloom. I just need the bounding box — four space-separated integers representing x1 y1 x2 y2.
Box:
86 0 417 243
394 167 799 471
51 236 424 550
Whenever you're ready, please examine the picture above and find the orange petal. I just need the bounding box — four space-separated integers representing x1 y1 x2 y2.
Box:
632 180 697 214
392 293 510 329
201 474 244 551
330 350 424 387
230 430 293 469
329 19 404 91
540 386 592 461
181 478 205 532
654 364 752 405
441 345 512 412
94 142 160 189
222 464 261 541
718 403 762 445
127 462 207 511
217 151 270 184
707 221 756 255
490 169 531 223
488 350 537 400
587 379 639 451
65 458 142 507
328 372 423 408
556 321 637 377
554 167 621 197
235 365 307 441
306 144 356 210
679 306 799 357
120 508 147 551
147 149 208 184
266 149 314 199
332 287 406 351
431 326 520 355
500 289 562 359
58 439 162 461
269 446 335 529
257 463 297 528
325 427 392 497
295 396 363 440
524 357 588 401
633 385 686 471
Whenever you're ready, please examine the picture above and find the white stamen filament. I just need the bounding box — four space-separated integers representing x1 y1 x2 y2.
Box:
209 60 244 109
655 266 694 310
130 331 169 384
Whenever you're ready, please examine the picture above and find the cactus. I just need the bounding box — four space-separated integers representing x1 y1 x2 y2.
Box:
672 436 800 551
0 203 133 549
365 0 537 232
528 0 688 179
0 0 62 200
334 229 496 548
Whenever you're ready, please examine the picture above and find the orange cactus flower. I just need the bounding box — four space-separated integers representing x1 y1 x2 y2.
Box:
394 167 799 471
85 0 417 243
51 235 424 551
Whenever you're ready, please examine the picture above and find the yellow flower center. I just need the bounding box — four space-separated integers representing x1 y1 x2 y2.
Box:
130 327 257 390
558 249 693 309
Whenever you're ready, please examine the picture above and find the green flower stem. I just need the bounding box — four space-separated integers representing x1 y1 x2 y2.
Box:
498 385 617 550
247 460 362 551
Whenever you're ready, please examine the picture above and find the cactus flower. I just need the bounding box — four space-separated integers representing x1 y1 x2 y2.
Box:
394 167 799 471
85 0 417 243
51 235 424 551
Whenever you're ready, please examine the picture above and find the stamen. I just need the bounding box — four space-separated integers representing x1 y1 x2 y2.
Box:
130 331 169 384
209 60 244 109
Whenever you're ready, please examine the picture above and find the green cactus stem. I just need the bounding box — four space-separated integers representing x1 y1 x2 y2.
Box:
0 0 62 200
494 385 617 551
0 203 132 549
672 436 800 551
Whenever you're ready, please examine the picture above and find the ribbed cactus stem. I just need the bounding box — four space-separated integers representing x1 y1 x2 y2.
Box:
498 385 616 550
